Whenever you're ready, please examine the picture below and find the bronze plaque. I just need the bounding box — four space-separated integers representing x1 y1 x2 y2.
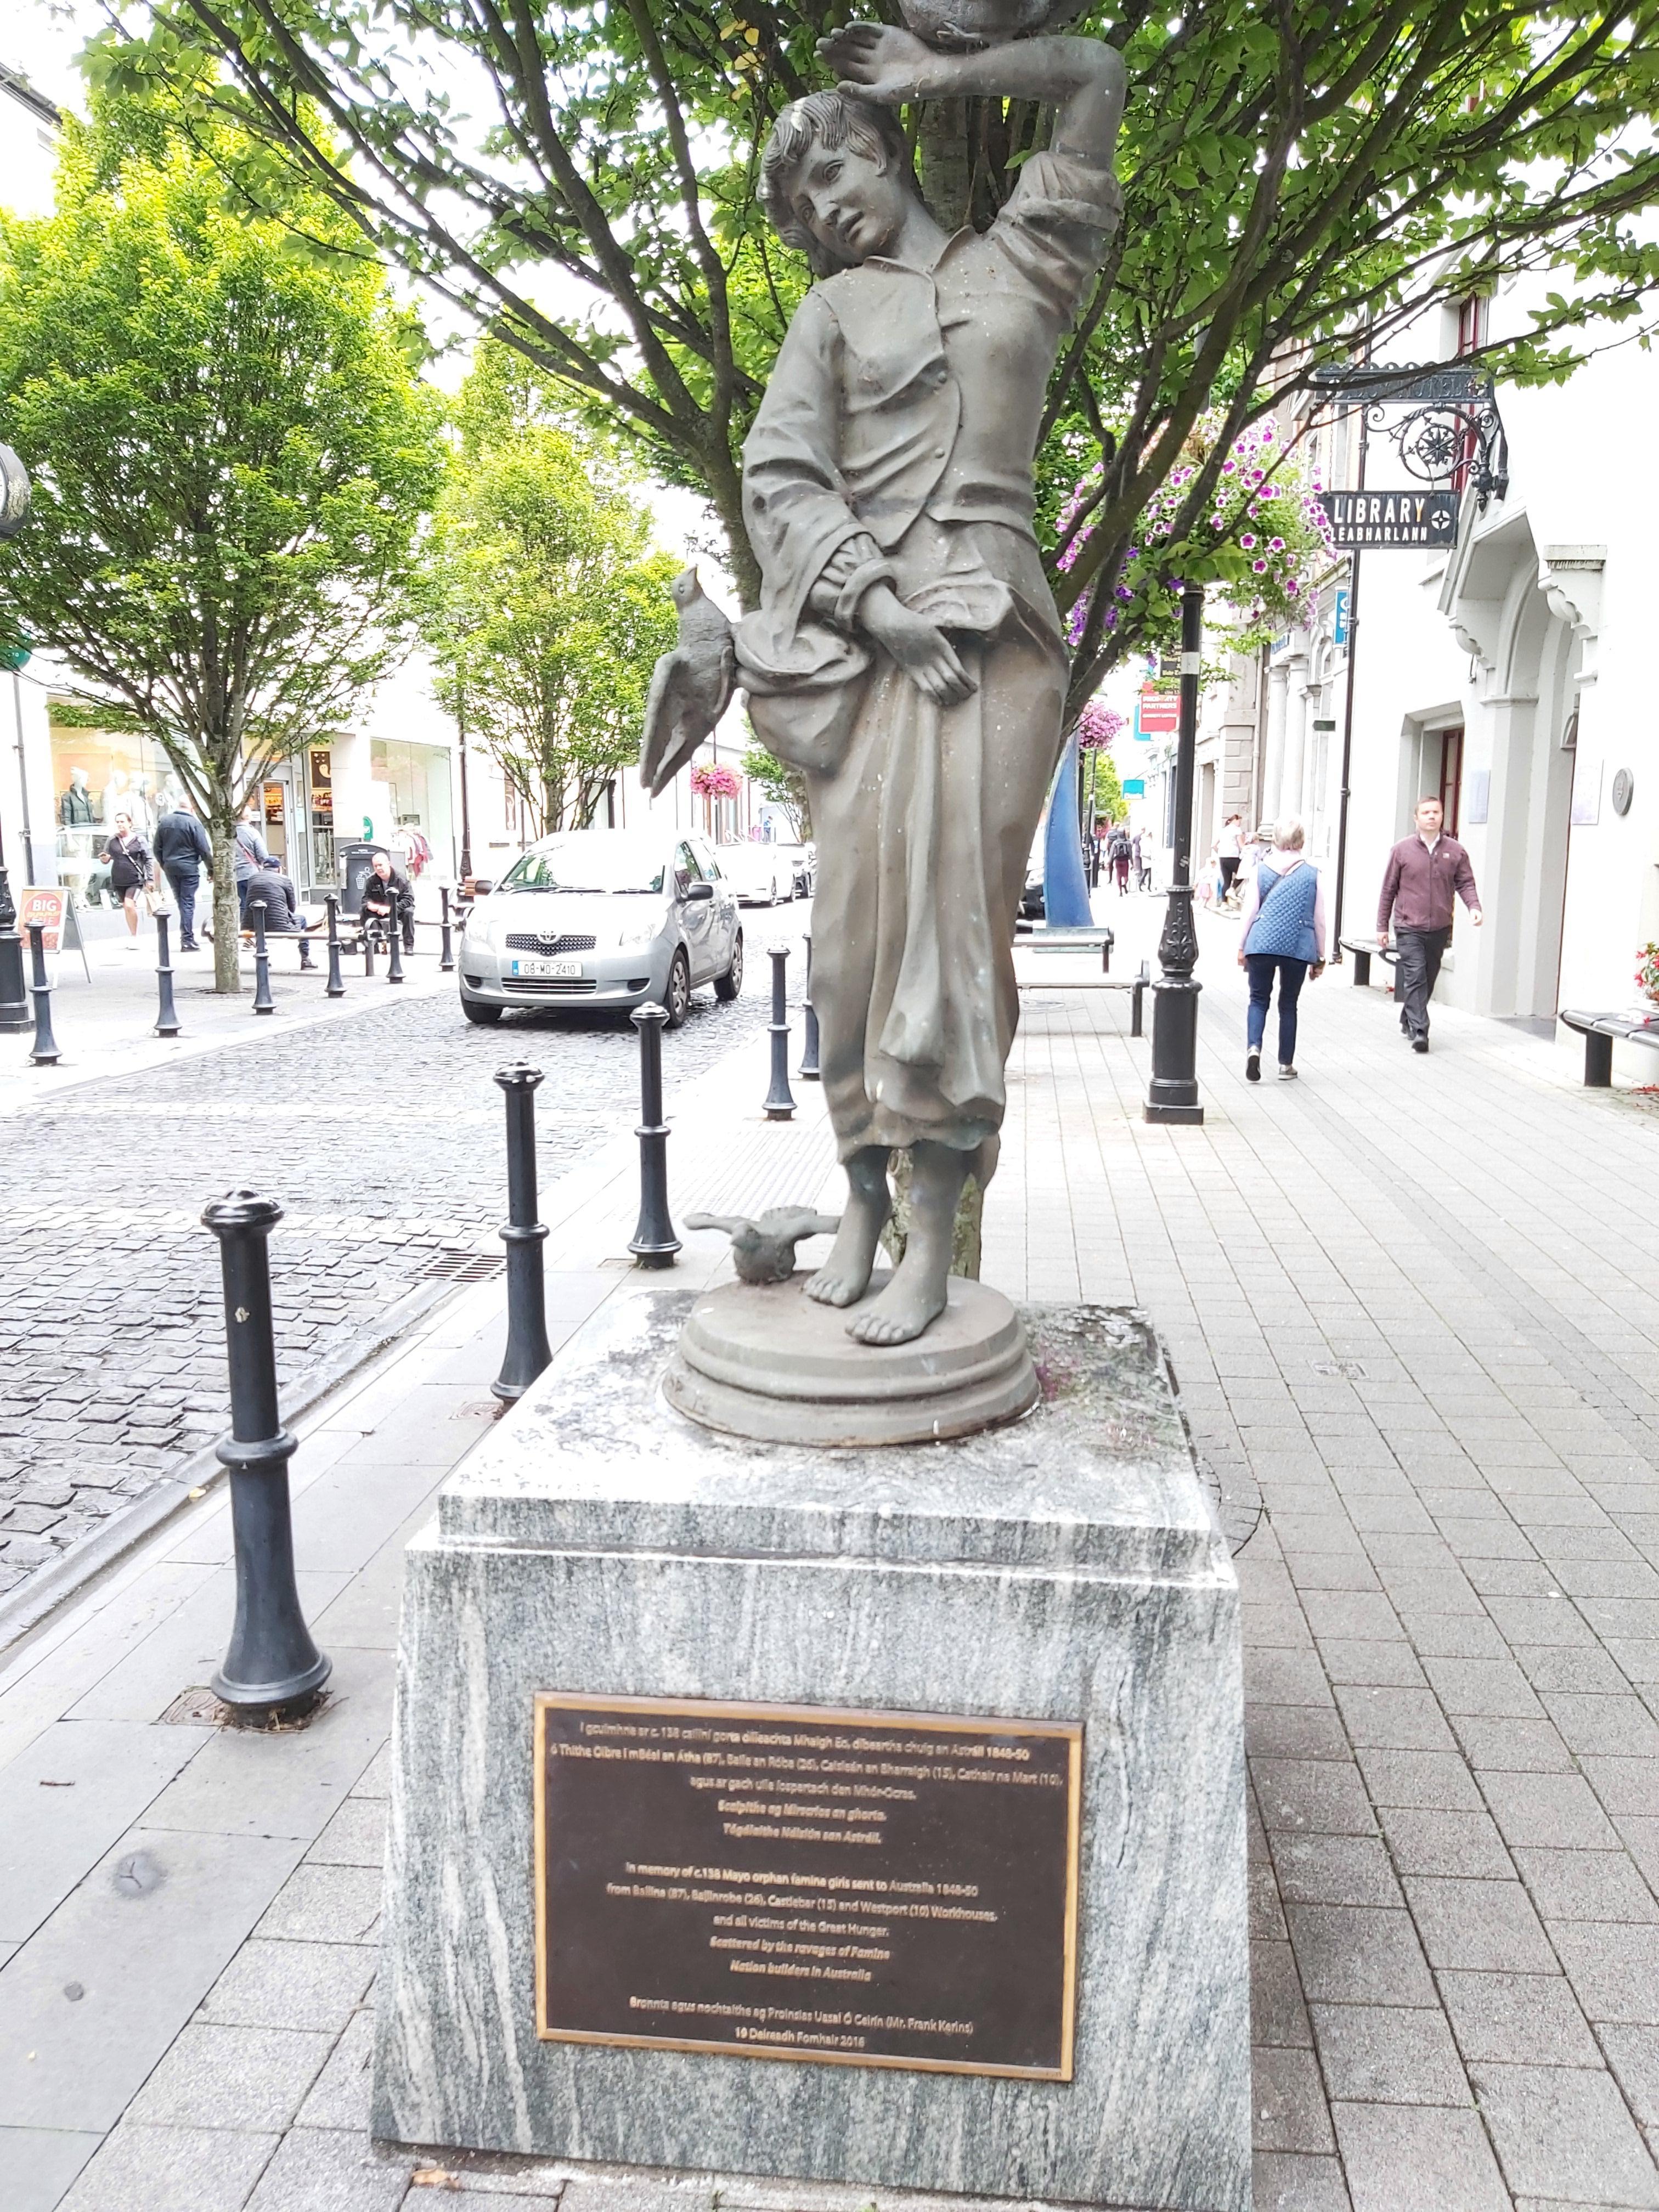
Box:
533 1694 1081 2079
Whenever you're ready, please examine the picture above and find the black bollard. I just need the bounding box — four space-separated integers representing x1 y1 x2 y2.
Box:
439 887 455 973
629 1001 680 1266
763 945 794 1120
491 1064 554 1403
799 932 820 1081
26 923 59 1066
363 917 376 979
201 1192 331 1720
386 907 405 984
252 907 275 1014
154 912 180 1038
324 895 346 998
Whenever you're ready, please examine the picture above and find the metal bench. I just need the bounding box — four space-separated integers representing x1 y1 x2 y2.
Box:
1558 1008 1659 1087
1014 922 1115 972
1013 946 1150 1035
1339 936 1401 988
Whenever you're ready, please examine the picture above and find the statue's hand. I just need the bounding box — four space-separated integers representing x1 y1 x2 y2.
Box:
861 589 977 707
818 22 935 104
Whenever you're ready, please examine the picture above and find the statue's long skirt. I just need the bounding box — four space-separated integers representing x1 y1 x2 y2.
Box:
806 618 1066 1167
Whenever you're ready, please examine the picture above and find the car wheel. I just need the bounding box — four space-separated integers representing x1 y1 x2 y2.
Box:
461 996 503 1026
664 949 691 1029
715 929 743 1002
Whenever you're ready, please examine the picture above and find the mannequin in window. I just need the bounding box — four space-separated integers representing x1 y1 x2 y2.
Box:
60 768 96 827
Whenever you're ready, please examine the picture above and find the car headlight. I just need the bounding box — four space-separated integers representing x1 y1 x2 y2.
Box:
616 917 664 950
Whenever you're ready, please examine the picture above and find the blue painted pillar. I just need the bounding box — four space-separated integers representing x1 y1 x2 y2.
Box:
1042 733 1092 927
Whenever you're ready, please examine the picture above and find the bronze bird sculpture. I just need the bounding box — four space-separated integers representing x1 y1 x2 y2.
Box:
640 567 737 797
686 1207 843 1286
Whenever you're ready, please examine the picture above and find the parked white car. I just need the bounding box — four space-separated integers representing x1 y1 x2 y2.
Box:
718 842 796 906
458 830 741 1027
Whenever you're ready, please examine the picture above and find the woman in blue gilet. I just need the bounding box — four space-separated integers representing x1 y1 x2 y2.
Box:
1238 817 1328 1082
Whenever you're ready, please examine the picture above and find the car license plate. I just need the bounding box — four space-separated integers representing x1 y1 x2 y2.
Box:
510 956 583 978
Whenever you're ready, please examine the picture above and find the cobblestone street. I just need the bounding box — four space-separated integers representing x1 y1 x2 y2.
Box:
0 906 808 1595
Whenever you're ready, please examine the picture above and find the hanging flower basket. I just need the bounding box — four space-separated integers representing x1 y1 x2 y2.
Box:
1075 702 1125 751
690 761 741 800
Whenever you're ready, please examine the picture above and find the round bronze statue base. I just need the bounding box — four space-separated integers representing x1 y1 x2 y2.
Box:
662 1270 1039 1447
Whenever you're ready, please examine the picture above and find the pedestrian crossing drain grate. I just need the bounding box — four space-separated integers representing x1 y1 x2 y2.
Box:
1312 1358 1367 1378
420 1249 506 1283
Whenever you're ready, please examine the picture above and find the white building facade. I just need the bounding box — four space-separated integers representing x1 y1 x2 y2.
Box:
1142 277 1656 1070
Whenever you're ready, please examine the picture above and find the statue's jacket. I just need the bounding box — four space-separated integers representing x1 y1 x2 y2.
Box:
735 146 1121 1156
736 148 1123 775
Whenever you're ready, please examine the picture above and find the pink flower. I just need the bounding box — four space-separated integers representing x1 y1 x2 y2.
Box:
1252 558 1268 573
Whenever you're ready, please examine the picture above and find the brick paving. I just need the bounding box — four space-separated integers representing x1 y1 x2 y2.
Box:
4 890 1659 2209
989 894 1659 2211
0 906 807 1594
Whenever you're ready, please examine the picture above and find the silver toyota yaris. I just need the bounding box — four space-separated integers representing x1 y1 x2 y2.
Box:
457 828 742 1028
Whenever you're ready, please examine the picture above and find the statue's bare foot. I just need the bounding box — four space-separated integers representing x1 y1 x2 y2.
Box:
846 1254 946 1346
805 1189 888 1308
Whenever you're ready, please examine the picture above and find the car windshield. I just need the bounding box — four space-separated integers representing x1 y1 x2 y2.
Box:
501 836 666 895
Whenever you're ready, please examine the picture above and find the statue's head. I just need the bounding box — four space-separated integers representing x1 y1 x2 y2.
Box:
760 92 922 276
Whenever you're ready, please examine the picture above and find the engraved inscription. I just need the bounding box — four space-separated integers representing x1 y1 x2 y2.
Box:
534 1695 1081 2078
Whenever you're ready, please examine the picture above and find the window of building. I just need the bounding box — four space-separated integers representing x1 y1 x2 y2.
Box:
1436 726 1464 836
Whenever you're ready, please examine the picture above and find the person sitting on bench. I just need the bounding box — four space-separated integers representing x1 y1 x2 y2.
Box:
244 857 304 933
360 851 415 951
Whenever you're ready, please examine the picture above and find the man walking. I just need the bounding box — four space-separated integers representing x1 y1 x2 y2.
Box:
1377 796 1482 1053
152 797 212 950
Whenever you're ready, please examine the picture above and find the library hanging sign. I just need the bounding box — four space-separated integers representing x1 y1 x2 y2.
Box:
1319 489 1458 549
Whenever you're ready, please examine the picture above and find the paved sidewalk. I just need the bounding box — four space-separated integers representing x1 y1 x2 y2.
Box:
992 894 1659 2212
2 894 1658 2211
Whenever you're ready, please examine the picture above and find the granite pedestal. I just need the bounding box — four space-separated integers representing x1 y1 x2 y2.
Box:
373 1291 1249 2212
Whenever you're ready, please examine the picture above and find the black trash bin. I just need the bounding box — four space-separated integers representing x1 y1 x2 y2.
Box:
338 842 390 919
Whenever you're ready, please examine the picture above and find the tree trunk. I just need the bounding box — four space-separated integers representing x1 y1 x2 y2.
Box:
918 99 973 232
879 1148 985 1282
208 810 241 994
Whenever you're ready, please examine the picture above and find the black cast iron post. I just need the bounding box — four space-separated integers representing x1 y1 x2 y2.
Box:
26 922 58 1065
764 945 795 1120
154 911 180 1037
800 932 820 1080
439 887 455 973
628 1001 680 1267
491 1064 554 1403
0 862 26 1034
251 906 275 1015
1144 582 1205 1126
324 895 346 998
363 916 376 978
201 1192 331 1719
386 905 405 983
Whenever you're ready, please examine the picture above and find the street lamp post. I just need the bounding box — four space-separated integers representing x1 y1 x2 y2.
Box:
1144 582 1206 1126
0 444 33 1035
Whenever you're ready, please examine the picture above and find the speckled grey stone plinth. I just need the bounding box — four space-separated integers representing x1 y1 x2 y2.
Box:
373 1293 1249 2212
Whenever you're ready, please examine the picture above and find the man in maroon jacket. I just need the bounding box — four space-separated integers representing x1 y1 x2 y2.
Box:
1378 797 1482 1052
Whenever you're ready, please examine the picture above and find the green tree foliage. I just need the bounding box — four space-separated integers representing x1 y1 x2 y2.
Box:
91 1 1659 723
0 104 442 989
419 342 681 839
739 738 810 839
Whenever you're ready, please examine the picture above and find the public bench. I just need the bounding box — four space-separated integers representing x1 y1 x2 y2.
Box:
1339 936 1401 988
1558 1009 1659 1088
1013 934 1149 1035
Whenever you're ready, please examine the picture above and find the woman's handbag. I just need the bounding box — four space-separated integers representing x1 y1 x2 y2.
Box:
143 878 178 919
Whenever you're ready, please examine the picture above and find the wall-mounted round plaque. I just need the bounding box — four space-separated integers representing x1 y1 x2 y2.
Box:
1612 768 1634 817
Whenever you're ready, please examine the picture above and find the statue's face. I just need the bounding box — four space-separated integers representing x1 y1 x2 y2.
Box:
793 137 909 263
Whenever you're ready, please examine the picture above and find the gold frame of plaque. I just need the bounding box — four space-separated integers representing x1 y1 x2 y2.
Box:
532 1692 1082 2080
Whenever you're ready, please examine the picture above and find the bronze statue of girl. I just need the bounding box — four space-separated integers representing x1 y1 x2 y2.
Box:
736 18 1125 1346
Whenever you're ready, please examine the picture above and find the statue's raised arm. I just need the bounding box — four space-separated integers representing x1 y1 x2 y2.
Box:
820 17 1126 168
